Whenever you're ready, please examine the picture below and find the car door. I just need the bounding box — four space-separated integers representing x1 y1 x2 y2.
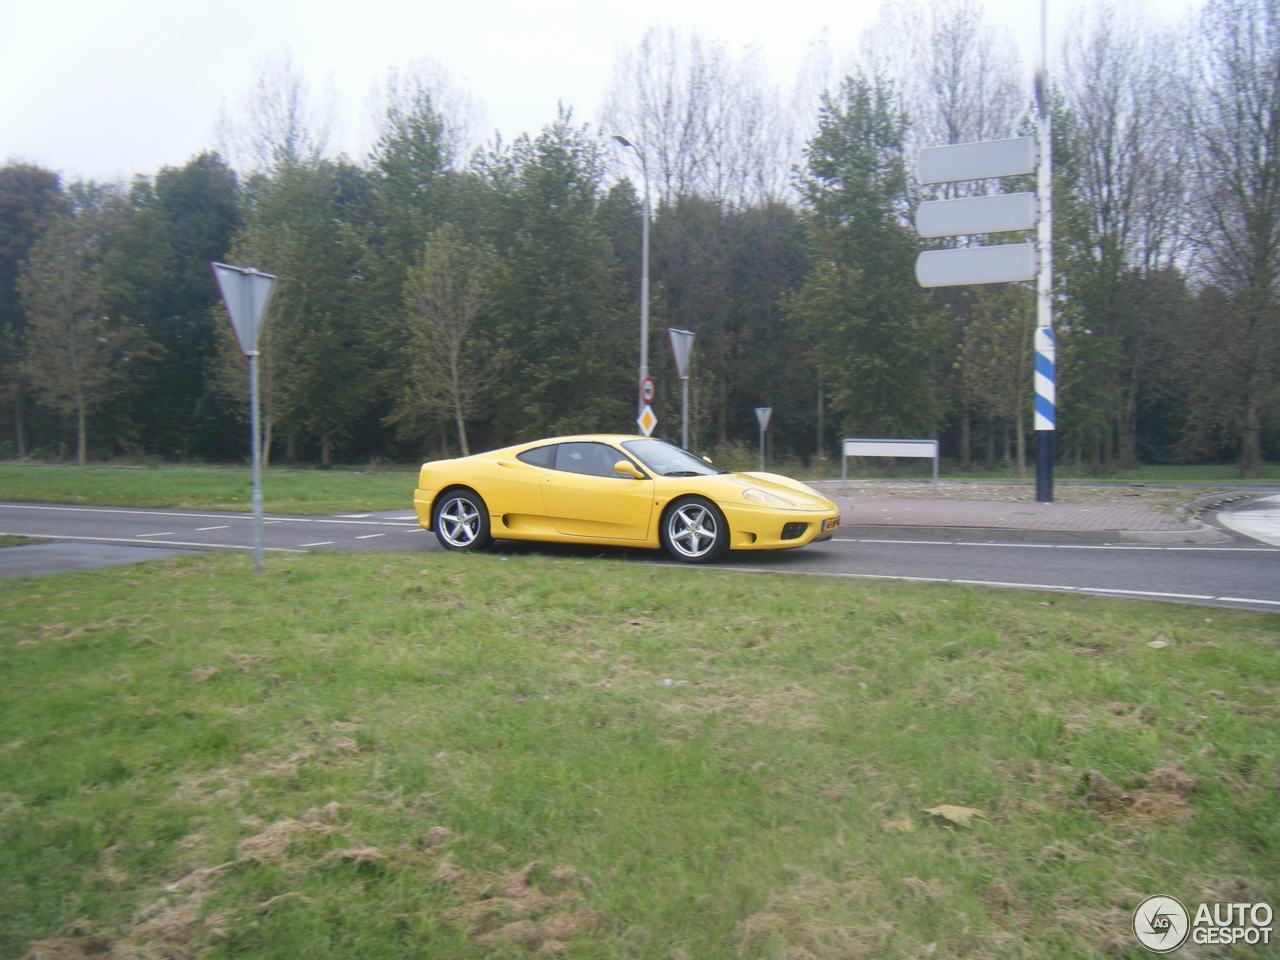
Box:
540 441 654 540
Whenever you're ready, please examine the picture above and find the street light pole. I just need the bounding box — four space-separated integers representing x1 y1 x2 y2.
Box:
613 135 650 420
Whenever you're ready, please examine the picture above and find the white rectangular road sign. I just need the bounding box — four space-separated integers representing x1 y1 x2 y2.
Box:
918 137 1036 185
915 192 1037 238
915 243 1036 288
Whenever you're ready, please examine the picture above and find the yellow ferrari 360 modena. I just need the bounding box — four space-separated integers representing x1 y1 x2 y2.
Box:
413 434 841 563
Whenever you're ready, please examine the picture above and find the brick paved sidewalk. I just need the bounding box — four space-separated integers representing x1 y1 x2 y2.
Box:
826 493 1193 533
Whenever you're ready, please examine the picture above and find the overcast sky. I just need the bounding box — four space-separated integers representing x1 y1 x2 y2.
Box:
1 0 1200 183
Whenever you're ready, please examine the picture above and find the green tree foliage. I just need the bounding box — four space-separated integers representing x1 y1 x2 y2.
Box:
394 224 502 455
225 160 376 465
6 3 1276 472
790 76 943 442
0 164 63 455
17 186 156 464
105 154 242 457
1181 0 1280 475
479 112 632 443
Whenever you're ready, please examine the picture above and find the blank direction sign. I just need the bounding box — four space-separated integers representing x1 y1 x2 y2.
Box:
918 137 1036 185
915 192 1037 238
915 243 1036 288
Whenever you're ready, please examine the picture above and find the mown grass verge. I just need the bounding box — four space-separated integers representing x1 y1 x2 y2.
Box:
1 551 1277 958
0 463 418 514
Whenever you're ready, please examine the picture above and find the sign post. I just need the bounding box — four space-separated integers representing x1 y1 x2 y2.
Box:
911 4 1055 502
1033 0 1055 503
212 262 277 575
754 406 772 471
668 328 695 449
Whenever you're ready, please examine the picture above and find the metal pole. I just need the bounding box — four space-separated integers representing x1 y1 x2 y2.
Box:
639 168 650 419
613 135 651 421
248 350 264 575
759 424 766 472
1034 0 1055 503
680 376 689 449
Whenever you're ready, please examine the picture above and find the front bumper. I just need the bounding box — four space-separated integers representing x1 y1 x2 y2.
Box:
720 503 841 551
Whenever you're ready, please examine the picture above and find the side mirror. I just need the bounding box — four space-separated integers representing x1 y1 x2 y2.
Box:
614 459 644 479
702 455 714 465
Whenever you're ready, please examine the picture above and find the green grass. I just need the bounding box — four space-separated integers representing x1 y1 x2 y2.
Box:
1 552 1276 958
0 463 419 514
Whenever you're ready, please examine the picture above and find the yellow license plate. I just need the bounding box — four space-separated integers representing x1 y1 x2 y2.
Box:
823 518 839 531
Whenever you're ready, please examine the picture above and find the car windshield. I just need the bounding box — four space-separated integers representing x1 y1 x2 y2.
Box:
622 438 724 476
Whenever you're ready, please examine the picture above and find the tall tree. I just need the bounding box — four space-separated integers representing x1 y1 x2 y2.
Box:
1060 5 1190 466
0 164 63 455
482 111 631 442
603 27 793 206
222 160 377 466
17 186 154 464
1181 0 1280 475
106 153 242 457
789 76 943 441
395 224 501 455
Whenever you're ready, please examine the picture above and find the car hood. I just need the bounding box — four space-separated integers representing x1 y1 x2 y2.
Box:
677 471 835 510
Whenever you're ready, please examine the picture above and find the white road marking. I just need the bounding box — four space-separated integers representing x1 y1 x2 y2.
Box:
833 536 1277 554
299 541 335 548
706 564 1278 610
0 531 305 552
1085 587 1215 601
1218 495 1280 546
337 513 371 518
354 533 384 540
196 525 229 531
136 532 174 538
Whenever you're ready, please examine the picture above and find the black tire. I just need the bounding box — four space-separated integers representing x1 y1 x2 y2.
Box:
433 489 493 552
660 496 730 563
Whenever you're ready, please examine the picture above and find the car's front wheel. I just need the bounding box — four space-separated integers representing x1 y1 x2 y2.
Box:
661 496 729 563
433 489 492 552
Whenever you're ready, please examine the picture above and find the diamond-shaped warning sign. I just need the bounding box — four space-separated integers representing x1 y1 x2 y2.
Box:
637 404 657 437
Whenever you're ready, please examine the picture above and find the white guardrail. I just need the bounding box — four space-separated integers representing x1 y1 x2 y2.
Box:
841 438 940 493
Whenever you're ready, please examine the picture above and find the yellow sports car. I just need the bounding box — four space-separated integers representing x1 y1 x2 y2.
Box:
413 434 841 563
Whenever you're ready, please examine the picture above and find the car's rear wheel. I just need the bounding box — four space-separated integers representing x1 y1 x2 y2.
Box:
433 489 492 552
661 496 729 563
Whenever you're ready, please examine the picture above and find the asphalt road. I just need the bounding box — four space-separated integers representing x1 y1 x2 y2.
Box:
2 502 1278 613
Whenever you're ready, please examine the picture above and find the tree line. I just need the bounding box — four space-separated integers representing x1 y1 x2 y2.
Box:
1 0 1276 474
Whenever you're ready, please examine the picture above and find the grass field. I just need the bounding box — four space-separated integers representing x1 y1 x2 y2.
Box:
0 463 419 514
2 551 1276 958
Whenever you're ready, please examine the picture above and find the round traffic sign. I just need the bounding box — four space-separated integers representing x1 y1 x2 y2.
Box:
641 376 655 403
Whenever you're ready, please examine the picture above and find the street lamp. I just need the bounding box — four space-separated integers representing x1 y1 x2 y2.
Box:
612 134 650 421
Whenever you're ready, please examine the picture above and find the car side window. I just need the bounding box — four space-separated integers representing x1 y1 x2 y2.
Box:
554 442 628 479
517 445 556 468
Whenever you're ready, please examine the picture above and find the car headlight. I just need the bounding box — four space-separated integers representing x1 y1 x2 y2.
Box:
742 487 794 506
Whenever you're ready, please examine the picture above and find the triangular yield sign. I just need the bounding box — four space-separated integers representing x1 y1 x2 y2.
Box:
212 262 277 355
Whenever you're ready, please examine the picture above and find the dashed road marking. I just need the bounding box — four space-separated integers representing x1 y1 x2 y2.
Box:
0 531 305 553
